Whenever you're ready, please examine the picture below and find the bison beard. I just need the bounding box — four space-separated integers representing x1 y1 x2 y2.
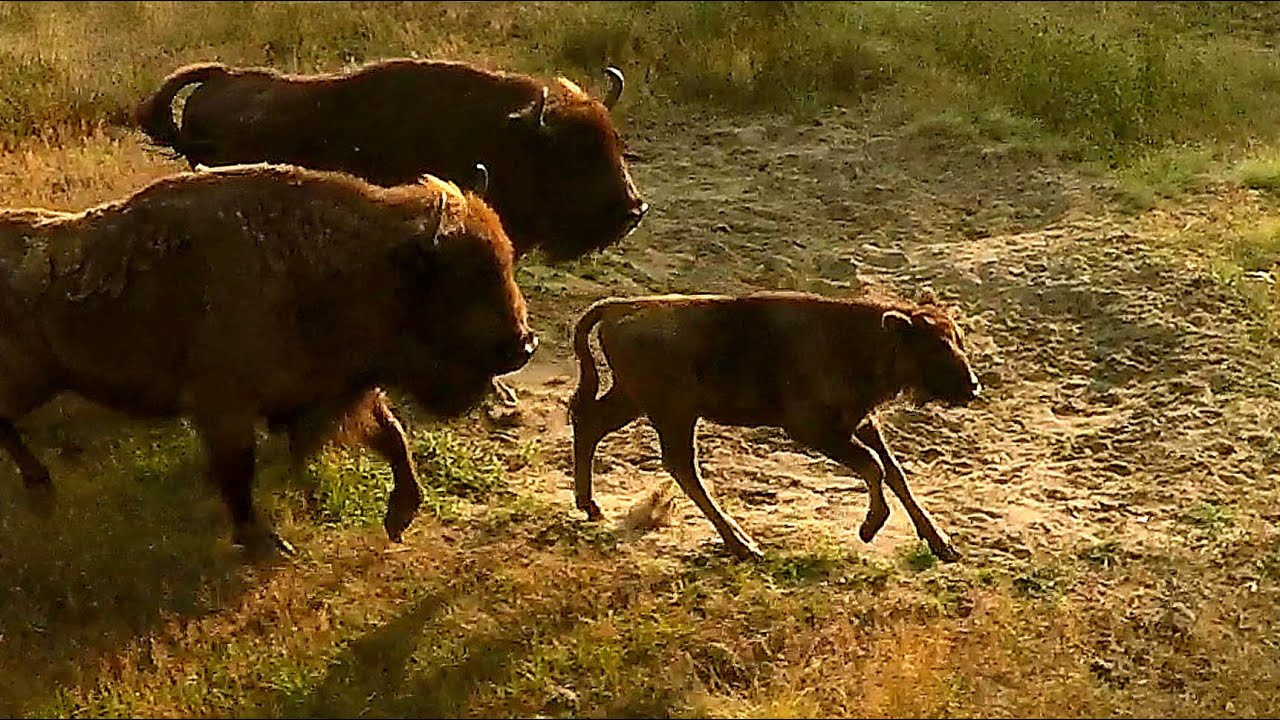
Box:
568 291 982 563
0 163 535 558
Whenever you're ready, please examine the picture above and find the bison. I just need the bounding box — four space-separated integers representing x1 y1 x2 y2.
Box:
134 58 649 263
568 291 982 562
0 163 536 556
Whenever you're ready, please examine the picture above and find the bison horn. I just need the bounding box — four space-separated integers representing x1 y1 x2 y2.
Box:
603 66 624 110
508 86 549 130
881 310 912 332
472 163 489 196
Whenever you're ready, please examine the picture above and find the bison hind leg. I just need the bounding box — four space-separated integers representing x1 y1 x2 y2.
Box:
0 419 55 516
571 385 640 521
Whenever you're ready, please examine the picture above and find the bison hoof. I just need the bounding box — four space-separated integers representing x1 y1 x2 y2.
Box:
24 481 55 518
384 503 419 543
859 512 889 543
729 542 765 562
931 541 962 564
578 500 604 522
235 527 296 561
492 378 519 407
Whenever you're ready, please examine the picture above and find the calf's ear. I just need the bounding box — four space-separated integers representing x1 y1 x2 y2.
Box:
881 310 912 332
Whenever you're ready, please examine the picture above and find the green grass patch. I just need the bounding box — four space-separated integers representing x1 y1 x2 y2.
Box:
1180 500 1234 534
1236 158 1280 193
897 541 939 573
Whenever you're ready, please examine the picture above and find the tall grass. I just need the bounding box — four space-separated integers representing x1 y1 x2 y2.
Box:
1 2 1279 161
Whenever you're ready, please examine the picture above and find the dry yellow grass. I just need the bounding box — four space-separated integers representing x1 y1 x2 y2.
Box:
3 2 1280 719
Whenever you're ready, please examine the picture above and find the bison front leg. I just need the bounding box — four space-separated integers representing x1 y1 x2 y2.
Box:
320 390 423 543
570 385 640 521
491 377 520 407
855 419 960 563
196 412 295 559
654 414 763 561
789 419 892 545
0 419 54 514
362 392 422 543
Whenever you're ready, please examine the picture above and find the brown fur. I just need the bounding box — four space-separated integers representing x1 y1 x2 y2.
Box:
0 163 536 555
568 290 982 562
134 58 648 262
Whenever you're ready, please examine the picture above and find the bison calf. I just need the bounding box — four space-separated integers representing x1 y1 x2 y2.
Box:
569 291 981 562
0 163 536 557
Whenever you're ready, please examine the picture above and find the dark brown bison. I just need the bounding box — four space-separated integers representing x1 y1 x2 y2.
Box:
134 58 649 263
0 163 536 556
569 291 982 562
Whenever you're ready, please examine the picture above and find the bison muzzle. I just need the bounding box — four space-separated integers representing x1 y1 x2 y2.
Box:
568 291 980 562
0 163 536 557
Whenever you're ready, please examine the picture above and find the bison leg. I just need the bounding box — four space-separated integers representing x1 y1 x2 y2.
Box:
491 377 520 407
363 393 421 543
654 414 763 561
851 418 894 542
196 412 294 559
570 385 640 520
319 390 423 543
0 418 54 514
855 419 960 563
788 420 889 543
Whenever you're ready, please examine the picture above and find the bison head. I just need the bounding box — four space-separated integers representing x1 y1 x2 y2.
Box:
502 68 649 262
393 180 538 412
882 306 981 407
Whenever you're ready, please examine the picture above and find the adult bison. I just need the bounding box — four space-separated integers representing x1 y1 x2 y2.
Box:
0 163 536 556
134 58 649 263
569 291 982 563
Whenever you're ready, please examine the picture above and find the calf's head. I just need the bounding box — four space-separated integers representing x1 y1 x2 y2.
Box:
882 306 981 407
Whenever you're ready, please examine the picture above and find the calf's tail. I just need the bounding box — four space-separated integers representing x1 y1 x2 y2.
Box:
569 298 615 414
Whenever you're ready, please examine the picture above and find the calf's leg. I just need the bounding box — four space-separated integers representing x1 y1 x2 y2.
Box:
855 419 960 563
654 414 763 561
788 418 890 545
570 385 640 520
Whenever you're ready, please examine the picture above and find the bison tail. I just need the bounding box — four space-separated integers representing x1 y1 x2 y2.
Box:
134 62 229 151
570 298 614 415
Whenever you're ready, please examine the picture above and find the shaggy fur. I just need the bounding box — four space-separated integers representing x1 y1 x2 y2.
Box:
568 291 981 562
0 163 536 555
134 58 648 262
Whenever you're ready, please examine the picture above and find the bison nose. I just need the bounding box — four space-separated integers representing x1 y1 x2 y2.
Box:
496 331 539 374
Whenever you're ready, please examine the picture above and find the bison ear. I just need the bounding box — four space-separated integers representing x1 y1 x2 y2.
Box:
507 86 549 131
911 312 939 330
881 310 912 332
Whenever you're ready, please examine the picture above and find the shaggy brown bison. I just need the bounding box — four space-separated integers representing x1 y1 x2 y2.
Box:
134 58 649 263
0 163 536 556
569 291 982 562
